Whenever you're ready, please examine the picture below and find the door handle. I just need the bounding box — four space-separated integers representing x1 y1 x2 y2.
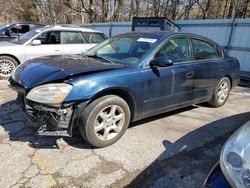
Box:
186 72 194 78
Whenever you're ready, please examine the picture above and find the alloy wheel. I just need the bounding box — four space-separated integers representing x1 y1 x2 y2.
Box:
217 80 229 104
94 105 125 141
0 59 16 77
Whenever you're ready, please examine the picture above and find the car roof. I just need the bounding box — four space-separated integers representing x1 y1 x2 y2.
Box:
120 31 174 39
119 31 218 45
10 22 45 26
35 25 104 33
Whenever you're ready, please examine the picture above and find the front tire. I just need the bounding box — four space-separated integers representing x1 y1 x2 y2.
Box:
208 77 231 107
0 56 18 79
79 95 131 147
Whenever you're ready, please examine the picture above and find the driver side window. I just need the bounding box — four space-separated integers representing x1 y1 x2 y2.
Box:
36 31 61 45
155 37 190 63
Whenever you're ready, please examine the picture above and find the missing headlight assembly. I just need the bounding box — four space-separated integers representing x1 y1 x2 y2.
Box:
24 98 89 137
20 82 79 137
25 100 75 137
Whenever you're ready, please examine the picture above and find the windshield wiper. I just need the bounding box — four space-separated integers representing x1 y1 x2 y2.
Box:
86 54 113 64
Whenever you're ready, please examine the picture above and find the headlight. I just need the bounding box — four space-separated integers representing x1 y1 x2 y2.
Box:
220 121 250 188
26 83 73 105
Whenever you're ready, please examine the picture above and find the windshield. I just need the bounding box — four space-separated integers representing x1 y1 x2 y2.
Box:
0 25 8 30
0 23 13 31
85 35 158 64
11 30 40 44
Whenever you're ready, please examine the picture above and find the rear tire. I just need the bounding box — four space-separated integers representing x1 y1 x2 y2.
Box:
208 77 231 107
79 95 131 147
0 56 18 79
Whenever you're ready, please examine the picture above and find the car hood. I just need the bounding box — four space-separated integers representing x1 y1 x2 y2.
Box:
12 54 127 89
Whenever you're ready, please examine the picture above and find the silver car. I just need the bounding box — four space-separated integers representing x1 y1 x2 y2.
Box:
0 25 107 79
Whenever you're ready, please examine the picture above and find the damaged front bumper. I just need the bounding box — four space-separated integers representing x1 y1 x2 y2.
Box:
24 99 87 137
9 78 88 137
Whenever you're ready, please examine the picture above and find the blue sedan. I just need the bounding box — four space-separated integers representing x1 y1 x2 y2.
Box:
10 31 240 147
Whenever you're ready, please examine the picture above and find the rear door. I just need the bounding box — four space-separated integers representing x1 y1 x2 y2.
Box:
191 38 225 100
59 31 89 54
59 31 106 54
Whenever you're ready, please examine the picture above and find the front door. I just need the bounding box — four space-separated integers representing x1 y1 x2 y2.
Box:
142 37 195 117
24 31 62 61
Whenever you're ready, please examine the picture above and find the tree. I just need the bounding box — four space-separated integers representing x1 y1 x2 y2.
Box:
0 0 250 24
64 0 95 23
8 0 39 22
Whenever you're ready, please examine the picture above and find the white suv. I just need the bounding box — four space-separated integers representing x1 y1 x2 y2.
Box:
0 25 107 79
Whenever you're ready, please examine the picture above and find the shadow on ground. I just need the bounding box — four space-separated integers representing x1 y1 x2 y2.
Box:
0 100 198 150
127 112 250 188
1 99 250 187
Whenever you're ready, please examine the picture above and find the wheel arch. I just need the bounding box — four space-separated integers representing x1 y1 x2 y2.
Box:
223 75 233 89
0 54 21 65
88 87 136 121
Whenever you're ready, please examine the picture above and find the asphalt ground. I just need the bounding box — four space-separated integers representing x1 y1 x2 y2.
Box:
0 80 249 188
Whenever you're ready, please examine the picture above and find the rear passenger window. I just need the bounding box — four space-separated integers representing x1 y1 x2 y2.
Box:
81 33 106 43
90 33 106 43
192 39 221 60
60 32 86 44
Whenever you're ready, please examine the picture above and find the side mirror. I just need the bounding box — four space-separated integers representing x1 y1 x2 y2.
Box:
31 39 41 46
4 29 11 37
150 57 173 67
